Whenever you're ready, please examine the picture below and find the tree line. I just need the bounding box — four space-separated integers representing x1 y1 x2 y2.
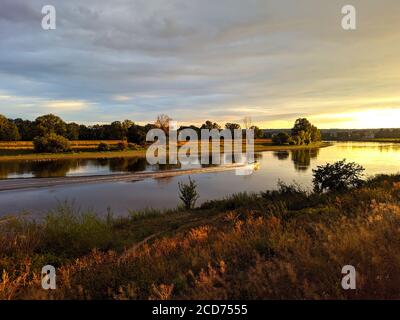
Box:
0 113 265 144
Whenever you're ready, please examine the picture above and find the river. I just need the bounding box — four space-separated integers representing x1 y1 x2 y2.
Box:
0 141 399 218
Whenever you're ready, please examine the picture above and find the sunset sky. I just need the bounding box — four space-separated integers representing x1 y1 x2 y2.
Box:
0 0 399 128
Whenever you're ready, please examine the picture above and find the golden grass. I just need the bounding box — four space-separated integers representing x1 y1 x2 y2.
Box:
1 175 400 300
0 140 123 150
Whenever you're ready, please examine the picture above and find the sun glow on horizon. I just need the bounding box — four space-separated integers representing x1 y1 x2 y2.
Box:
311 108 400 129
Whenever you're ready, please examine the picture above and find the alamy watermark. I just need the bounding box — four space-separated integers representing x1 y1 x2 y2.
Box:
41 5 56 30
41 265 56 290
341 265 356 290
146 121 255 176
342 5 357 30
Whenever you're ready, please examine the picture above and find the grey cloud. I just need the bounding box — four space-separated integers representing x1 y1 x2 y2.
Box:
0 0 399 127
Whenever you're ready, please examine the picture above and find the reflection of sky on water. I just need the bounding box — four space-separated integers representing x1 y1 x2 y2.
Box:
0 142 399 217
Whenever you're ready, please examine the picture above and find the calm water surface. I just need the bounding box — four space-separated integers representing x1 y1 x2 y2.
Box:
0 142 399 217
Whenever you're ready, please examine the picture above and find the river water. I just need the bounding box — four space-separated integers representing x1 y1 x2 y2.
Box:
0 142 399 218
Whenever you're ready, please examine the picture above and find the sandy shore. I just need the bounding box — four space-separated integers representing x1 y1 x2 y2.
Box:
0 163 248 192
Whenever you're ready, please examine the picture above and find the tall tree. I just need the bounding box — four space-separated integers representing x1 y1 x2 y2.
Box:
0 115 20 141
225 123 241 134
35 114 67 137
250 125 264 139
291 118 321 144
12 118 33 140
66 123 80 140
200 120 221 130
291 118 312 137
155 114 172 134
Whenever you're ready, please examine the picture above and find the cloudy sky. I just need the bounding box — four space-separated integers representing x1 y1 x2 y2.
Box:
0 0 400 128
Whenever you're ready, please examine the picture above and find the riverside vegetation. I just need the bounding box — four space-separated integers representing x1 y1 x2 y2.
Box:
1 161 400 299
0 114 324 159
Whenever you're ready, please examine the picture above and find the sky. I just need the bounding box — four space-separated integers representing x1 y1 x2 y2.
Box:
0 0 400 129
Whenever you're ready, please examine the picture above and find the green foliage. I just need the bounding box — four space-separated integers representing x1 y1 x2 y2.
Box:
272 132 290 145
291 118 321 145
116 141 128 151
0 115 20 141
35 114 67 137
312 159 365 193
178 177 199 209
127 125 147 145
250 126 264 139
200 120 221 130
127 142 141 150
224 123 241 134
201 192 259 211
40 204 115 257
33 133 71 153
98 142 110 151
66 122 80 140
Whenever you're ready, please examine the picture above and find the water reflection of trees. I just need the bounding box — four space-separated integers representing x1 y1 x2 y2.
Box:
0 159 81 178
0 157 149 179
0 152 266 179
273 151 289 160
108 157 147 172
273 148 320 171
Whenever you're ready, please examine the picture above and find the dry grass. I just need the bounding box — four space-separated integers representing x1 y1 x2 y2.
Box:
0 140 123 150
1 175 399 300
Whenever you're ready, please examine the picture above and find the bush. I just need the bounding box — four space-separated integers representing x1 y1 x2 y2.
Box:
312 159 365 193
128 143 140 150
178 177 199 209
272 132 290 145
116 141 128 151
33 134 71 153
98 142 110 151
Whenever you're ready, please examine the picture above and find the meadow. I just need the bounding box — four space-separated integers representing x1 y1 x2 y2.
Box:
1 173 399 299
0 139 330 162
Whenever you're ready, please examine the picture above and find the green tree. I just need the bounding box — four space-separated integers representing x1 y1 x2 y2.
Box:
109 121 125 140
33 133 71 153
13 118 34 140
127 124 147 145
35 114 67 137
0 115 20 141
312 159 365 193
292 118 312 137
250 126 264 139
200 120 221 130
291 118 321 144
66 123 80 140
225 123 241 134
310 125 322 142
272 132 290 145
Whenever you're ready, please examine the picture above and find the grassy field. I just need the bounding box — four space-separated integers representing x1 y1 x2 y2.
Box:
0 140 331 161
0 140 124 150
1 173 399 299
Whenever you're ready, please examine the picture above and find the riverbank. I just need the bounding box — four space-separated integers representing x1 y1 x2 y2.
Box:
1 173 399 299
0 141 331 162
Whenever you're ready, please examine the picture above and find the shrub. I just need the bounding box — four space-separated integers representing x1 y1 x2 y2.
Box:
33 134 71 153
312 159 365 193
116 141 128 151
98 142 110 151
178 177 199 209
272 132 290 145
128 143 140 150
